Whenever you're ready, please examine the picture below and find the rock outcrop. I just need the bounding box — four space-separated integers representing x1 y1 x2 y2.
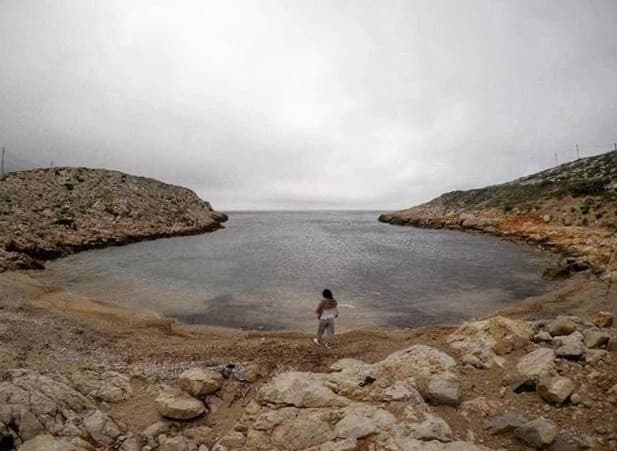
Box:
379 149 617 272
236 345 482 450
0 369 137 450
0 167 227 270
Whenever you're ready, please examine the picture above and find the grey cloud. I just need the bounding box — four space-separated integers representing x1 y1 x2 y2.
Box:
1 0 616 210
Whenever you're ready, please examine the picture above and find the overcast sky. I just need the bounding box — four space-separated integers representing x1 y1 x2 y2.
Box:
1 1 616 210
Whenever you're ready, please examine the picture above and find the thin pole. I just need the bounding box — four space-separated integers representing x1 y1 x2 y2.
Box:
614 142 616 151
576 144 580 160
554 152 558 166
1 147 4 177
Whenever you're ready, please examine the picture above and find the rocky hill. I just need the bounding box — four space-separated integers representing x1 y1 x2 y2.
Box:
379 150 617 272
0 167 227 271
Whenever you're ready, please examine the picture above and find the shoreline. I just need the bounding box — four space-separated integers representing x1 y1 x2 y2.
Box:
378 211 617 277
2 243 616 450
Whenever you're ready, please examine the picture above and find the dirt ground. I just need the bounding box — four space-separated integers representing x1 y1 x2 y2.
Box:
1 270 616 449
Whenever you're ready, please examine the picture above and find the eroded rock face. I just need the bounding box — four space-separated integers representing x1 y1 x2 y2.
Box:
257 372 350 408
0 369 126 448
155 389 206 420
69 367 132 402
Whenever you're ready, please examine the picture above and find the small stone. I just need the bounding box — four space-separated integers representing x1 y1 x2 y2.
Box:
538 374 575 405
484 413 528 435
466 430 475 442
510 347 555 391
533 331 553 343
462 353 486 369
409 414 452 442
178 368 224 397
556 333 586 360
425 375 460 406
160 436 190 451
219 431 245 448
592 311 614 328
155 390 205 420
548 317 578 336
585 349 608 363
515 417 558 448
570 393 582 405
140 421 172 447
584 329 611 349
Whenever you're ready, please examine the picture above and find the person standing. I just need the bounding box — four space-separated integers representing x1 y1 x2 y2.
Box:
313 289 338 346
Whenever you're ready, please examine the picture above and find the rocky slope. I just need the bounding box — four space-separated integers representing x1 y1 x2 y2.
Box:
379 150 617 273
0 167 227 271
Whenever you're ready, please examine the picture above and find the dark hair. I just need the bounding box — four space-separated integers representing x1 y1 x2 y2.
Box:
322 289 333 299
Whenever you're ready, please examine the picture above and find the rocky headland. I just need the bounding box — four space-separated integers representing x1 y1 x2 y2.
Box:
379 150 617 277
0 167 227 271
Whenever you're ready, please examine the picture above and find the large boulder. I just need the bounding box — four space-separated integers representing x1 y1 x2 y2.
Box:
155 390 206 420
178 368 224 397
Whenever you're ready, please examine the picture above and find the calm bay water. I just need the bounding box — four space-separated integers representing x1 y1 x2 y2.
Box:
37 211 556 331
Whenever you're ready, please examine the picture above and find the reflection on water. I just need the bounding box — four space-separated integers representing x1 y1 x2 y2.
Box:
36 211 557 331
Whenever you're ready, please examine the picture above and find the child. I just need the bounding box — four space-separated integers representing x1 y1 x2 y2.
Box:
313 289 338 346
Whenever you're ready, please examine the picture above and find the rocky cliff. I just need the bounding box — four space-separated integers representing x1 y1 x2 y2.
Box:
0 167 227 271
379 150 617 272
